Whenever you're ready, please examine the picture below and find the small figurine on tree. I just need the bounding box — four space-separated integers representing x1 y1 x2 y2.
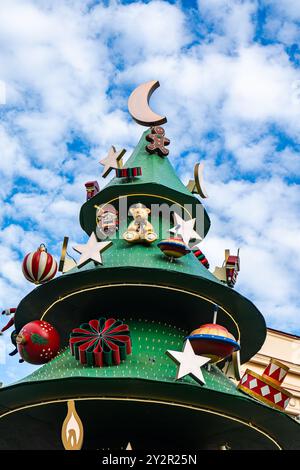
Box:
0 308 16 335
123 203 157 244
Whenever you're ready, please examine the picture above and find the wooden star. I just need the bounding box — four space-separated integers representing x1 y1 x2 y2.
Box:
99 146 126 178
169 213 202 247
73 232 112 267
166 340 210 385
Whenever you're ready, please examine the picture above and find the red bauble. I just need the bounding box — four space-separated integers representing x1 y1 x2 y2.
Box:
22 244 57 284
17 320 60 364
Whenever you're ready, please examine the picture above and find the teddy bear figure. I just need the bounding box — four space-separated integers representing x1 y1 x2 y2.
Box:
123 203 157 244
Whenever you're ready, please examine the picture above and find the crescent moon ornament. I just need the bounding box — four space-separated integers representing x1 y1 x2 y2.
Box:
186 162 208 199
222 350 241 381
128 80 167 126
59 236 77 273
59 236 69 272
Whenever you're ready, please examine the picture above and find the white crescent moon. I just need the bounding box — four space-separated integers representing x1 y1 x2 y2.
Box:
194 162 208 199
128 80 167 127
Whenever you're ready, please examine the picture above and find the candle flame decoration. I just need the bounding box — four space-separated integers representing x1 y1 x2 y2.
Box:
61 400 84 450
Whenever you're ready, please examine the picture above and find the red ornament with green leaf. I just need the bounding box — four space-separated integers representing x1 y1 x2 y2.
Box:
17 320 60 365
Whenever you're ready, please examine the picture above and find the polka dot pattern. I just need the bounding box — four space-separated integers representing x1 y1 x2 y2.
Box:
22 320 244 397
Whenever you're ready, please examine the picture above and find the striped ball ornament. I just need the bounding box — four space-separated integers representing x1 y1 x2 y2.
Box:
157 237 190 259
22 244 57 284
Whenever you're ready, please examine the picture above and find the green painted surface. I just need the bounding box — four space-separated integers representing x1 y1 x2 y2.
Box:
106 130 196 198
77 131 215 280
14 129 266 367
67 237 222 284
80 130 211 237
21 320 245 399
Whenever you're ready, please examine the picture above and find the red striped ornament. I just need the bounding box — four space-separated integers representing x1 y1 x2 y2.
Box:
262 359 289 386
157 237 190 259
238 368 292 411
115 167 142 178
22 244 57 284
69 317 131 367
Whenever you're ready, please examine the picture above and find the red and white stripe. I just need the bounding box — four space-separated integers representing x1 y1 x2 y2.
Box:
22 250 57 284
1 308 16 316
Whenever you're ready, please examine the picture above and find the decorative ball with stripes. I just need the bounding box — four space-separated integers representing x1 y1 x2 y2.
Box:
186 323 240 363
157 237 190 259
22 244 58 284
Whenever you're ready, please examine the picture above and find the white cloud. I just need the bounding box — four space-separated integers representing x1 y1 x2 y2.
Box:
198 0 257 47
91 1 190 63
201 176 300 331
223 45 300 125
264 0 300 21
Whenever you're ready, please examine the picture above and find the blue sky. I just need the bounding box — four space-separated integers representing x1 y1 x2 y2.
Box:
0 0 300 384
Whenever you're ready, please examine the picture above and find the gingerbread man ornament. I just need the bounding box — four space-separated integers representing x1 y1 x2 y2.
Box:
146 126 170 157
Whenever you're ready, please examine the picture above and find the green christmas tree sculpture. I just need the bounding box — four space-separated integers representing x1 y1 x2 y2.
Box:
0 81 299 450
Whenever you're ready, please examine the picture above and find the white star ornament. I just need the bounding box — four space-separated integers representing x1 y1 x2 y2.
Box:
166 340 210 386
73 232 112 267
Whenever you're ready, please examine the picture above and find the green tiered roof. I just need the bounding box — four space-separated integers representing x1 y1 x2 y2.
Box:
68 238 219 280
18 320 243 396
80 130 211 237
14 129 266 363
1 320 299 450
107 129 197 196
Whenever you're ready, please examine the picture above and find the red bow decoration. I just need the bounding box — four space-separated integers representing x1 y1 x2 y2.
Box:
69 318 131 367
